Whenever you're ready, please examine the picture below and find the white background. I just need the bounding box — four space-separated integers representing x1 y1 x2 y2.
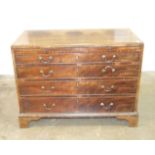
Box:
0 0 155 75
1 141 155 155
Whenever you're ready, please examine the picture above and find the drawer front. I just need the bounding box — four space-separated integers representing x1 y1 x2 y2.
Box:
15 53 78 65
14 47 142 65
78 63 140 77
18 80 77 96
16 65 77 79
78 96 136 112
78 52 140 63
78 79 137 94
20 97 77 113
20 96 135 113
18 79 137 96
15 52 140 65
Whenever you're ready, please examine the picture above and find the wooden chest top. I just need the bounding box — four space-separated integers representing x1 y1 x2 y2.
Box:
11 29 143 48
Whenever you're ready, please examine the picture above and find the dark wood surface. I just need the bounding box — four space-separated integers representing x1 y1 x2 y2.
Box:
20 97 77 113
16 63 140 79
11 29 143 48
18 79 137 96
14 48 141 65
17 65 77 79
20 96 135 113
78 96 135 112
78 63 140 78
11 29 144 127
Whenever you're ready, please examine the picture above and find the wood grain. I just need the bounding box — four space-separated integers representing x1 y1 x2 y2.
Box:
20 97 77 113
16 65 77 79
14 49 141 65
18 80 77 96
78 79 138 94
78 63 140 77
20 96 135 113
11 29 143 48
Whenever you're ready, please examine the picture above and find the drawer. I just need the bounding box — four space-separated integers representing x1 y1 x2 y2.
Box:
20 96 135 113
15 53 78 65
14 47 141 65
78 79 137 94
78 96 136 112
77 52 140 63
16 65 77 79
18 80 77 96
18 79 137 96
20 97 77 113
78 63 140 77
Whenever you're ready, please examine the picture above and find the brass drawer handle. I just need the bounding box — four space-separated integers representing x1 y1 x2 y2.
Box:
100 102 114 110
75 55 79 60
41 86 45 89
40 69 53 77
101 54 116 63
100 85 115 92
38 56 53 64
43 103 56 110
100 102 105 106
41 86 55 90
101 65 116 73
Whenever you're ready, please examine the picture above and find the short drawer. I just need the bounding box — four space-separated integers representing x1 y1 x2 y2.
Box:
18 80 77 96
15 53 78 65
78 96 136 112
16 65 77 79
77 52 140 63
77 79 137 94
20 97 77 113
78 63 140 77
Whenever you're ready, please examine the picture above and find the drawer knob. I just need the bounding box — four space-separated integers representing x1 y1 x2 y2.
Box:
43 103 56 111
102 66 116 73
40 70 53 78
38 56 53 64
41 86 55 90
101 54 116 63
38 56 43 60
51 86 55 89
41 86 45 89
113 54 116 58
100 102 105 106
109 102 114 106
75 55 79 60
101 85 114 92
101 55 106 58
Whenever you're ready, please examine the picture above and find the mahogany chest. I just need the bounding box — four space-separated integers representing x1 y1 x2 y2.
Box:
11 29 144 128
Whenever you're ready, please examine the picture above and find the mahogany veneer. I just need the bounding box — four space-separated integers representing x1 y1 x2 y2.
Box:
11 29 143 128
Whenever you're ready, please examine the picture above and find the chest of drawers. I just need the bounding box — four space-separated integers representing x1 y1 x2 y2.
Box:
11 29 143 128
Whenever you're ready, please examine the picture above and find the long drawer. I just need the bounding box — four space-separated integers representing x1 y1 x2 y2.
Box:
16 63 140 79
18 79 137 96
15 51 140 65
20 96 135 113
